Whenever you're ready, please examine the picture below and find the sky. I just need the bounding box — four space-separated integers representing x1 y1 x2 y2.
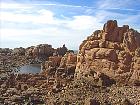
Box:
0 0 140 50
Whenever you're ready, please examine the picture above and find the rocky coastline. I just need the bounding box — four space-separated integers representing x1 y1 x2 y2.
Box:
0 20 140 105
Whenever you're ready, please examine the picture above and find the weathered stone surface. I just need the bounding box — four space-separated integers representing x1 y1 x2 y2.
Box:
25 44 54 59
85 98 100 105
59 52 77 68
0 48 12 54
12 47 25 55
42 52 77 79
48 56 62 67
76 20 140 85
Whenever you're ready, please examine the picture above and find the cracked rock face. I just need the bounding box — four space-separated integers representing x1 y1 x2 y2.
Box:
76 20 140 85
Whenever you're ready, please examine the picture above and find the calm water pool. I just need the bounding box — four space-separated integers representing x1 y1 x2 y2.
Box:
18 64 41 74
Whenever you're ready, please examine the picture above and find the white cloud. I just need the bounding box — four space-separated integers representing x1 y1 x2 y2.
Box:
97 0 140 11
0 27 89 49
66 16 102 30
0 12 35 23
34 9 57 24
31 3 83 8
0 3 33 9
97 0 130 9
0 10 58 25
0 28 60 39
0 9 103 30
1 11 58 27
0 1 140 49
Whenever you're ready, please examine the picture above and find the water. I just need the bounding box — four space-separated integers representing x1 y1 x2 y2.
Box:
18 64 41 74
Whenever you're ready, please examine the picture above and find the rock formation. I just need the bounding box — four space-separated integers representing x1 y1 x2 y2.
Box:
12 47 25 55
0 20 140 105
41 52 77 81
25 44 54 59
59 52 77 68
0 48 12 54
76 20 140 85
25 44 69 60
56 44 68 56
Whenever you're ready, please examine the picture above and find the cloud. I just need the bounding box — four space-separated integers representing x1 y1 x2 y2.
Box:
0 10 58 25
31 3 83 8
97 0 140 11
66 16 102 30
1 27 62 39
35 9 57 24
0 27 89 49
93 10 140 25
0 0 140 49
0 3 33 9
97 0 126 9
0 12 35 23
0 8 102 30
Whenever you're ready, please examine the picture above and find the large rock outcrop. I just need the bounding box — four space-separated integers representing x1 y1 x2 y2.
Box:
25 44 54 59
25 44 69 60
76 20 140 85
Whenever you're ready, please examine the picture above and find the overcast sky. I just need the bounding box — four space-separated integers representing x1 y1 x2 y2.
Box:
0 0 140 50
